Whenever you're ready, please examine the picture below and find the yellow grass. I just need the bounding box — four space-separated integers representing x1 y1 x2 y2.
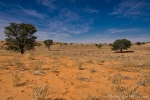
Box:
0 41 150 100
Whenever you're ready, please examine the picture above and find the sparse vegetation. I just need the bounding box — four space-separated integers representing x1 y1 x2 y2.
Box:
137 70 150 86
30 60 43 70
26 51 35 60
12 71 23 87
0 40 150 100
30 85 49 100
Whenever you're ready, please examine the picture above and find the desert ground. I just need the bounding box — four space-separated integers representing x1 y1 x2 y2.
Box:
0 41 150 100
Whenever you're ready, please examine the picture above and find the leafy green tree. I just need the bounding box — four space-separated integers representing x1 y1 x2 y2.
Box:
111 39 132 53
4 22 37 54
43 39 53 51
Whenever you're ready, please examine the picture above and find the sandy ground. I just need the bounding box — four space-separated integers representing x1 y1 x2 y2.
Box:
0 42 150 100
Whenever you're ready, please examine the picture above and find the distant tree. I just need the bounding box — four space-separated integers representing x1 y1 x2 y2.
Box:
135 42 142 45
111 39 132 53
64 43 67 45
135 42 145 45
36 42 42 47
4 22 37 54
43 39 53 51
95 43 102 49
109 43 113 46
70 43 74 45
141 42 145 44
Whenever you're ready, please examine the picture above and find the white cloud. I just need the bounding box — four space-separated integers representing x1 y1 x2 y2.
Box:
105 28 140 34
18 6 46 19
110 0 150 19
84 7 99 14
36 30 70 41
59 8 80 21
48 8 93 34
37 0 57 10
0 2 93 42
0 28 5 40
0 19 12 40
0 3 46 19
77 33 150 43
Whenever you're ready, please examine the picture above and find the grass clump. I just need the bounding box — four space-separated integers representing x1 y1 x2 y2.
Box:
30 60 43 70
96 59 105 65
108 73 122 84
78 62 83 70
30 85 49 100
12 57 24 68
137 70 150 86
109 73 141 100
26 51 35 60
12 71 23 87
0 64 9 70
110 85 140 100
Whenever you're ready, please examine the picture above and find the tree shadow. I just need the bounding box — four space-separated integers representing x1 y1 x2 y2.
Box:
47 97 66 100
49 50 60 51
114 50 135 53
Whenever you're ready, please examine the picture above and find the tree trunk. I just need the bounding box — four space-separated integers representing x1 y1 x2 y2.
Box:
48 46 50 51
120 49 122 53
20 44 24 54
21 49 24 54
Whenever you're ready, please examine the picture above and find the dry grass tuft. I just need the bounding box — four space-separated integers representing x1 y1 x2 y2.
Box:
137 70 150 86
108 73 122 84
78 62 83 70
30 85 49 100
26 51 35 60
30 60 43 70
12 71 24 87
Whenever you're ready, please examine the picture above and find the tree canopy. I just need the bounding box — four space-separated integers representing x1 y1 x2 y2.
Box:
43 39 53 51
4 22 37 54
111 39 132 53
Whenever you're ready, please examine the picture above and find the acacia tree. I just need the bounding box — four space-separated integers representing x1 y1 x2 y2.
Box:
111 39 132 53
43 39 53 51
4 22 37 54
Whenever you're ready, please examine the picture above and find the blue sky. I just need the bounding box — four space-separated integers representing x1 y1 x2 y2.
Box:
0 0 150 43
